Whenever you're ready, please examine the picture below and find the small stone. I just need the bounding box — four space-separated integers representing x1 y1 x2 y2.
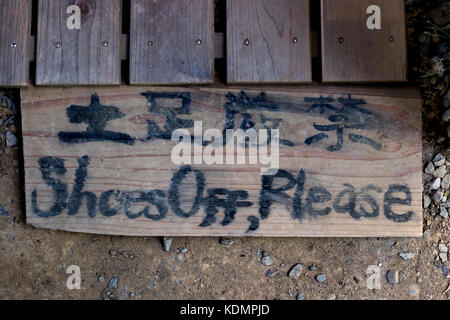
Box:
439 243 448 253
219 237 234 247
288 264 304 280
443 109 450 122
109 249 116 256
409 285 420 297
266 269 279 278
425 162 436 175
5 131 17 147
108 277 118 289
162 237 172 252
435 166 447 178
433 189 445 203
261 256 273 266
440 207 449 219
98 275 106 283
430 178 441 190
434 154 446 167
423 194 431 209
309 265 317 271
386 270 399 284
442 265 449 277
262 251 269 257
180 248 188 253
0 205 9 221
325 294 336 300
399 252 414 260
439 253 448 263
442 175 450 189
296 292 305 300
316 274 326 283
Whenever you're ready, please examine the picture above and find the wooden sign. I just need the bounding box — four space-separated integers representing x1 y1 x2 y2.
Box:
0 0 31 87
21 84 422 237
227 0 312 84
36 0 121 85
321 0 407 82
129 0 214 85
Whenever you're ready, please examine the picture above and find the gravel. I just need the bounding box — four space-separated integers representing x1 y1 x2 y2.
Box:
441 175 450 189
288 264 304 280
5 131 17 148
409 285 420 297
386 270 399 284
443 109 450 122
296 292 305 300
219 237 234 247
433 189 445 203
430 178 441 190
162 237 173 252
261 256 273 266
266 269 278 278
434 154 446 167
439 243 448 253
0 205 9 221
399 252 415 260
424 194 432 209
443 266 449 278
316 274 326 283
440 207 449 219
425 162 436 175
108 277 118 289
435 166 447 178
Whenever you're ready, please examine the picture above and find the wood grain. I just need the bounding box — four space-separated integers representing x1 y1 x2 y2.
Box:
129 0 214 85
36 0 121 86
321 0 407 83
227 0 312 84
21 84 422 237
0 0 31 87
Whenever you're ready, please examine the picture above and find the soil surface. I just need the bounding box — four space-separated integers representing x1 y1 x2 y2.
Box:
1 0 450 300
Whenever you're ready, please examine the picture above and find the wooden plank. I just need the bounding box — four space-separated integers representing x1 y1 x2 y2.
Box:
227 0 312 84
21 84 422 237
36 0 121 86
321 0 407 83
0 0 31 87
129 0 214 85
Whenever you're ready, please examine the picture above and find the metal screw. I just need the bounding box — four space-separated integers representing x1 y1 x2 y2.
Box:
148 40 154 46
196 39 202 45
244 38 250 46
54 41 61 48
339 37 344 44
102 40 109 47
11 43 17 48
293 37 298 44
389 35 395 42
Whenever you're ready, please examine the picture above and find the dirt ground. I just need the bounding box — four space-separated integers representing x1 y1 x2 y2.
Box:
1 0 450 300
0 141 449 300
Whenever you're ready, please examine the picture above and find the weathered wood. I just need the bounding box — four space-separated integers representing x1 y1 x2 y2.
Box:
21 84 422 237
227 0 312 84
36 0 121 86
321 0 407 83
0 0 31 87
129 0 214 85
